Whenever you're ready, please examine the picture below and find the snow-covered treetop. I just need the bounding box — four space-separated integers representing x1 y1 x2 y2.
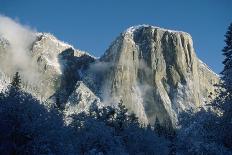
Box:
0 35 10 49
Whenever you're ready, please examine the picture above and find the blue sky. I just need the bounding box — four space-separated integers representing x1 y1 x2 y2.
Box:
0 0 231 73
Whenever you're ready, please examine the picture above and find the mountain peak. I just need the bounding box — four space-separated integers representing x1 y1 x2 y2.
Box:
124 25 192 38
100 25 219 126
36 32 75 50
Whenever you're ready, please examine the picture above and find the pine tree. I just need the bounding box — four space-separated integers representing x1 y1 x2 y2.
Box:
219 23 232 149
8 72 22 97
221 23 232 94
116 100 128 130
128 113 139 125
10 72 21 89
154 117 163 136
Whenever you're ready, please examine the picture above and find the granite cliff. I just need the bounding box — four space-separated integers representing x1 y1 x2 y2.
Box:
0 25 219 127
98 25 219 126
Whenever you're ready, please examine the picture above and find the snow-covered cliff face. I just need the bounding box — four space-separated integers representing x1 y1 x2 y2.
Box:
29 33 95 105
0 33 95 104
99 25 219 126
0 36 11 91
0 25 219 127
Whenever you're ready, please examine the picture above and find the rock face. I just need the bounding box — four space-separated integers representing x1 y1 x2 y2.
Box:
0 33 95 104
99 25 219 126
0 25 219 127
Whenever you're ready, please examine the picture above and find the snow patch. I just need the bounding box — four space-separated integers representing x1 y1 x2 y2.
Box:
36 33 96 59
64 81 102 116
198 59 219 77
124 24 192 37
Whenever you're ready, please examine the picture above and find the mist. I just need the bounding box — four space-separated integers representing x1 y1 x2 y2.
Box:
0 15 40 85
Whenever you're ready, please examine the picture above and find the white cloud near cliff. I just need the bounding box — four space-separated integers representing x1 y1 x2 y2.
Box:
0 15 39 84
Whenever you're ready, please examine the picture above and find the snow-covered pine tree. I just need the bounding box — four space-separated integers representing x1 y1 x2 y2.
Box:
221 23 232 94
116 100 128 130
8 72 22 97
219 22 232 149
10 72 21 89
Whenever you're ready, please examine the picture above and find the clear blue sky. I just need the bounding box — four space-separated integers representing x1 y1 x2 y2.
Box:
0 0 231 73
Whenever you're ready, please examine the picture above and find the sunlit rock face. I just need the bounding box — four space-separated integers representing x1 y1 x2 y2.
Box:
30 33 96 102
0 33 95 103
0 25 219 127
99 25 219 126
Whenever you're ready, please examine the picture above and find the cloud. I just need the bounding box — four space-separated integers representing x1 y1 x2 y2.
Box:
0 15 39 85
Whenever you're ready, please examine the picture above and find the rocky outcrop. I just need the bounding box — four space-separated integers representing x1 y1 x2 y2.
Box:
99 25 219 126
30 33 95 102
0 33 95 103
64 81 101 116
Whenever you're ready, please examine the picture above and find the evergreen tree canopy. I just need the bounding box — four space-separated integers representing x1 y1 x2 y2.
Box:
10 72 21 89
221 23 232 93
